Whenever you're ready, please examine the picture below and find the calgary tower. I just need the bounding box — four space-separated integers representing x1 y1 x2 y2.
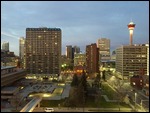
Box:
127 21 136 45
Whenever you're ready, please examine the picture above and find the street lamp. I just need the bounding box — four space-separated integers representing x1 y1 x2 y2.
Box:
134 92 137 111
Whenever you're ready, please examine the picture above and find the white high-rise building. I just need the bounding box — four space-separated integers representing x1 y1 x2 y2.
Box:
146 44 149 76
2 41 9 51
19 37 25 60
116 44 147 80
97 38 110 62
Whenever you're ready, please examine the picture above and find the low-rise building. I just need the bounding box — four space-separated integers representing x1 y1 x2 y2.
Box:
1 66 26 87
130 75 144 90
74 53 86 66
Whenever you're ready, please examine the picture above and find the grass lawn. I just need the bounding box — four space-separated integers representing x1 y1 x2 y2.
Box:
40 98 130 108
101 82 118 99
40 82 130 109
84 96 130 108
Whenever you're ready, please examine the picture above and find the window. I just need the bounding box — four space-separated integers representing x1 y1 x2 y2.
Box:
132 82 136 85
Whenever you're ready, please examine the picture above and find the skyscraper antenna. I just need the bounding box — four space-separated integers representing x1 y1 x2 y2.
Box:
131 18 132 22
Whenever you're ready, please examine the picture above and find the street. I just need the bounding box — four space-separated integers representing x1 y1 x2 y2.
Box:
33 107 133 112
106 73 149 112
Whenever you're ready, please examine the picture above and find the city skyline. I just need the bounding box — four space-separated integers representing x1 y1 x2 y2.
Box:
1 1 149 55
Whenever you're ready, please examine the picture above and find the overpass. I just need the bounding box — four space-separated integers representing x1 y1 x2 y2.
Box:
20 97 42 112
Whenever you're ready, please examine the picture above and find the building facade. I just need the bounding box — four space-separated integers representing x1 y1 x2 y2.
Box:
2 41 9 51
97 38 110 62
74 53 86 66
66 45 73 60
25 27 61 76
1 66 26 87
19 37 25 60
19 37 25 68
86 43 99 74
73 46 80 54
116 44 147 80
146 44 149 76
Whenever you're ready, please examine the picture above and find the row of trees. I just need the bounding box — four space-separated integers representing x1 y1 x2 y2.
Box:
63 70 107 107
64 70 87 107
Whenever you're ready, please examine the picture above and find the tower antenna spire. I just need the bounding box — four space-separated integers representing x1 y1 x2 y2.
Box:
127 20 135 45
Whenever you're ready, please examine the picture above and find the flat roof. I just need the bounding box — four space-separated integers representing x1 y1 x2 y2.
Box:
101 60 116 63
1 66 16 70
1 86 18 92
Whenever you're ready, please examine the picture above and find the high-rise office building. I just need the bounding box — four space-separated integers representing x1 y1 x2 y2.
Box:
2 41 9 51
25 27 61 76
146 44 149 76
73 46 80 54
66 45 73 59
19 37 25 60
97 38 110 62
86 43 99 74
66 45 80 61
116 44 147 80
19 37 25 69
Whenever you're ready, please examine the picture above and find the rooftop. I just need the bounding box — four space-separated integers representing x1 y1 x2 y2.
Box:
1 86 18 92
128 21 135 25
1 66 16 70
26 28 61 31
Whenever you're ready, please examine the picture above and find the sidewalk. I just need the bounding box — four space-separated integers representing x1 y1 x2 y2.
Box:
101 95 117 102
105 82 135 111
133 88 149 99
54 107 133 112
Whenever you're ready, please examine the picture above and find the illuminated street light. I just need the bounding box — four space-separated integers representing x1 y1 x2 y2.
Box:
134 92 137 111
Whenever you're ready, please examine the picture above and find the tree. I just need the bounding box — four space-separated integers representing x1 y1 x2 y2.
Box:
114 78 125 111
71 73 78 87
96 72 101 81
11 93 22 111
68 87 79 107
80 70 87 91
65 70 88 108
78 82 85 106
102 70 106 81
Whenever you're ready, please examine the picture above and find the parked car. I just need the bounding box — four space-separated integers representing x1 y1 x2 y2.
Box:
44 108 54 112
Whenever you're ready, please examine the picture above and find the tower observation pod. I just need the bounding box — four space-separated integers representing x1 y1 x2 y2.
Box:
127 21 136 45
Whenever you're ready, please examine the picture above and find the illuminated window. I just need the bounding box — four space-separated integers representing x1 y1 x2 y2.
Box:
141 55 146 57
133 82 136 85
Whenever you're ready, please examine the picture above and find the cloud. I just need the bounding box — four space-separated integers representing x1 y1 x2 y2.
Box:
1 31 19 39
1 1 149 55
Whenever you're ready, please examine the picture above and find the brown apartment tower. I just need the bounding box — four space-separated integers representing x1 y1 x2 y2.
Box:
25 27 61 76
86 43 99 74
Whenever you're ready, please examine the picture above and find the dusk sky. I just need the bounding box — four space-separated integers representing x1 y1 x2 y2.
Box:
1 1 149 55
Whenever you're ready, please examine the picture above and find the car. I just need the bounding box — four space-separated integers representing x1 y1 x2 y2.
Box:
44 108 54 112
